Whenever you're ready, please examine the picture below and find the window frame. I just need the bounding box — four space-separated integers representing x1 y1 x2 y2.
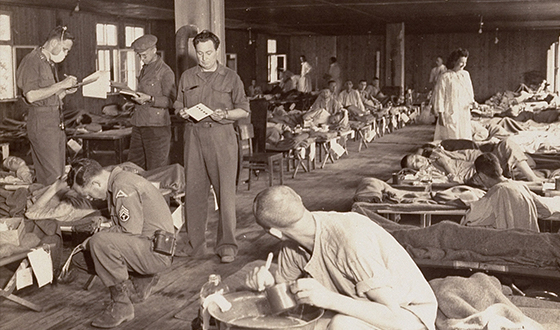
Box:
0 10 15 102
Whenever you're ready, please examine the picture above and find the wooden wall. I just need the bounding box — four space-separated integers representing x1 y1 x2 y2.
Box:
0 3 176 119
406 30 560 101
288 34 385 91
225 29 257 90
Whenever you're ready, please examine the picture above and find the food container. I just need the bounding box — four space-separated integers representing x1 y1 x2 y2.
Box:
265 282 298 314
208 291 324 330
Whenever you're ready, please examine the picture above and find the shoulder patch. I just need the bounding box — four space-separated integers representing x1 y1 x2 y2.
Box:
115 190 128 198
119 205 130 222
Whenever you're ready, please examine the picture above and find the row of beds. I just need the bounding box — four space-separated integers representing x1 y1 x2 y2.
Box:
263 94 419 177
351 99 560 285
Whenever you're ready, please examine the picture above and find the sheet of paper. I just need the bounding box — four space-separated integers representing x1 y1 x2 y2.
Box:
172 204 184 230
330 140 346 157
16 266 33 290
27 247 53 288
186 103 214 121
82 71 110 99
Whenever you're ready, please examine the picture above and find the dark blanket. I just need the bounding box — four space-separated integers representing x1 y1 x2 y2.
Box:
352 202 560 269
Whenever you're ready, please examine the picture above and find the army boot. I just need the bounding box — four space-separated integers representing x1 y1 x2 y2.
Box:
129 274 159 304
91 280 135 328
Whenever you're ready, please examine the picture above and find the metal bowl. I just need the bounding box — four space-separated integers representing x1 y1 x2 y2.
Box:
208 291 324 330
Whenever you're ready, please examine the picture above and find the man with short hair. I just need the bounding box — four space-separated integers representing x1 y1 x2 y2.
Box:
401 137 541 183
68 158 173 328
126 34 176 170
429 56 447 88
17 26 78 185
460 153 553 231
174 30 249 263
325 57 341 95
357 79 382 110
246 186 437 330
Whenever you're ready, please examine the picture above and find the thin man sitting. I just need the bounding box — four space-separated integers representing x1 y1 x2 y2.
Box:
461 153 553 231
245 186 437 330
68 158 174 328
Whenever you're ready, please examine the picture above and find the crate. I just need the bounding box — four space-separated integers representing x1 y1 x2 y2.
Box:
0 217 25 246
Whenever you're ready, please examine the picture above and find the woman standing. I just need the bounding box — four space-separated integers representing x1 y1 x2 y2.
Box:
298 55 312 93
433 48 474 141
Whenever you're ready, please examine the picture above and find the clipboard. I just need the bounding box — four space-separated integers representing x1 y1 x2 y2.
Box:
119 89 140 98
67 77 99 89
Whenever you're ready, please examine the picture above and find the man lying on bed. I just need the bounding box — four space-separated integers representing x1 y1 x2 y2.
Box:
461 153 558 231
401 136 541 184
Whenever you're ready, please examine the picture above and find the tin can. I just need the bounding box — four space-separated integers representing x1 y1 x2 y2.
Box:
392 173 400 185
555 177 560 190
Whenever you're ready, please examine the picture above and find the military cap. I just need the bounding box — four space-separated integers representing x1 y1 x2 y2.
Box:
132 34 157 52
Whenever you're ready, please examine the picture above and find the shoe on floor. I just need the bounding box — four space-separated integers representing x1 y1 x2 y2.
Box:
220 247 236 263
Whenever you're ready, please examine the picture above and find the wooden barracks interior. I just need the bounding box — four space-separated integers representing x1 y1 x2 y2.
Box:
1 1 560 329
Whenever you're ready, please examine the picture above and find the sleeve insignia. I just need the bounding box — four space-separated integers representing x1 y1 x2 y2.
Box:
119 206 130 222
115 190 128 198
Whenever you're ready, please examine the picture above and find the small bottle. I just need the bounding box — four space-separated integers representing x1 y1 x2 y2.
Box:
199 274 229 330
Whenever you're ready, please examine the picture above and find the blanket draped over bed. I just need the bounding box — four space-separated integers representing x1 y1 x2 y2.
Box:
430 272 543 330
352 202 560 269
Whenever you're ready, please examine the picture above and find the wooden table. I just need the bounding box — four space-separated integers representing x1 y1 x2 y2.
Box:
76 127 132 164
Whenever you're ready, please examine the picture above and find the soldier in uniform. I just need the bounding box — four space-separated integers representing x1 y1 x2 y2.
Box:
67 158 174 328
174 30 249 263
126 34 176 170
16 26 78 185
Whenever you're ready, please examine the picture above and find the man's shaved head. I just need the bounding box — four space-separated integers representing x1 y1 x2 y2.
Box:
253 186 305 228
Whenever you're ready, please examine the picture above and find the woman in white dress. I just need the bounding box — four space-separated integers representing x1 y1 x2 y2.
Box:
433 48 475 141
298 55 312 93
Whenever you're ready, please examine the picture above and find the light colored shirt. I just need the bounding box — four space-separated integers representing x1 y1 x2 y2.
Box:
462 179 546 231
338 89 366 113
429 64 447 85
276 211 437 330
433 70 474 140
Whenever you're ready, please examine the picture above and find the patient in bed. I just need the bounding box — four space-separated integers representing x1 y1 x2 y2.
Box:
401 137 541 183
461 153 552 231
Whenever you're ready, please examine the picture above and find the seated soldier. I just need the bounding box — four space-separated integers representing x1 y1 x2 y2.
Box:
357 79 382 111
67 158 174 328
461 153 553 231
401 137 541 183
304 88 348 131
246 186 437 330
338 80 374 122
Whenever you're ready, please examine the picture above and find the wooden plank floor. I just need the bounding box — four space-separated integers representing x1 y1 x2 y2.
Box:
0 124 435 330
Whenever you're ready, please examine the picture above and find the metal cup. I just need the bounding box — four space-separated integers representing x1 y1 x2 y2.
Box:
265 282 298 314
392 173 400 185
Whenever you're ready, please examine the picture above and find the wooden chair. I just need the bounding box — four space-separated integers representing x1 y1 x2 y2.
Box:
238 124 284 190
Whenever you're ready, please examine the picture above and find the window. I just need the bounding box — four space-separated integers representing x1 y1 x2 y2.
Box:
121 25 144 90
96 23 118 92
546 38 560 93
96 23 145 92
0 12 15 100
125 26 144 48
267 39 286 83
